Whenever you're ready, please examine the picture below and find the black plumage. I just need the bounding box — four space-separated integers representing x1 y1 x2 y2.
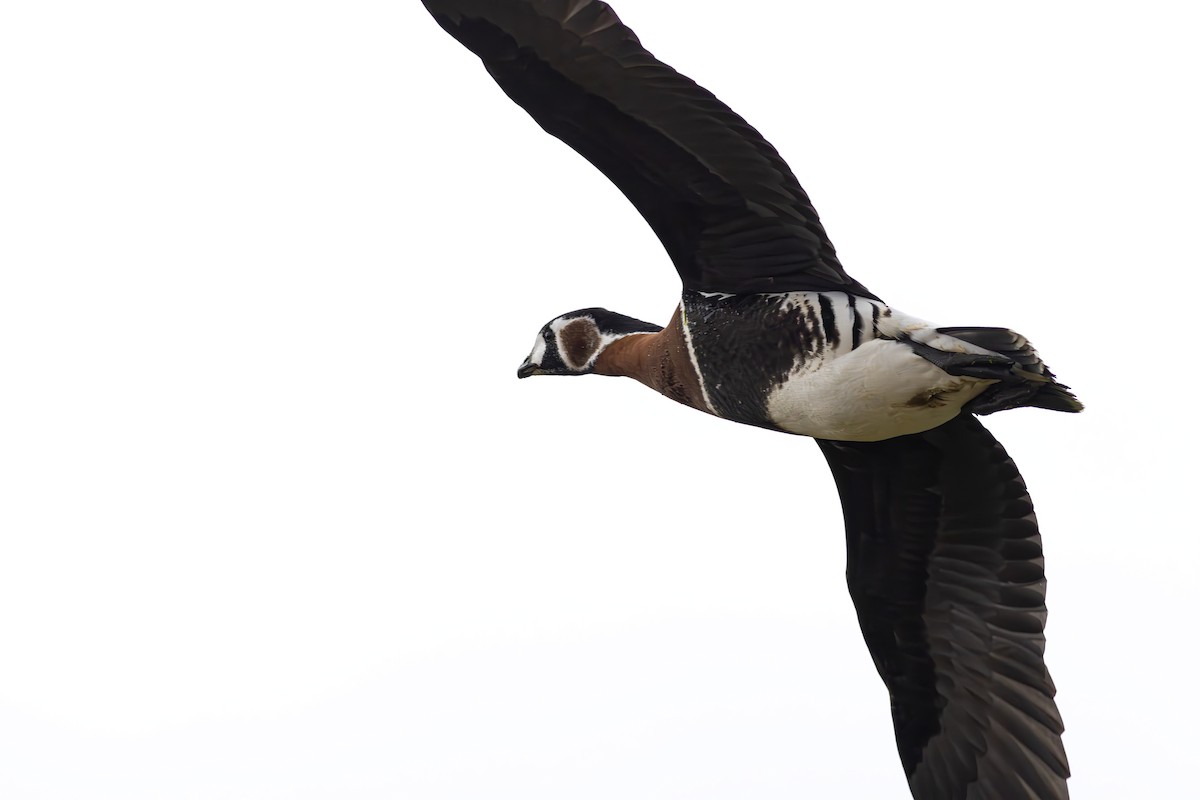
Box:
424 0 877 298
819 415 1069 799
680 290 844 429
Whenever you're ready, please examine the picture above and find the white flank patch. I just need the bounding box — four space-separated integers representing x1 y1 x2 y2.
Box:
764 302 998 442
875 308 995 355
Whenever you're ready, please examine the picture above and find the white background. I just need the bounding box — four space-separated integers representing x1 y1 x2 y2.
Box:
2 1 1196 797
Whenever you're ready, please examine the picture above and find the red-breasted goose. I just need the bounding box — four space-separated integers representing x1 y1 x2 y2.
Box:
422 2 1081 797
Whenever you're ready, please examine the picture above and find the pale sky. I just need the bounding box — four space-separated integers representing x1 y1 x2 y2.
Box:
2 1 1196 798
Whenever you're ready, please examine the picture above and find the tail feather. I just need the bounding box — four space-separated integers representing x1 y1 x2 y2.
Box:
938 327 1045 372
1023 381 1086 414
908 326 1084 415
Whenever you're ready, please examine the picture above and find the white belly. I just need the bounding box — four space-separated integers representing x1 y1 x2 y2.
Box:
765 339 992 441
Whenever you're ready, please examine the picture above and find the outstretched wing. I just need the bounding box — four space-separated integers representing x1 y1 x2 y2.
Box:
422 0 878 299
817 414 1069 800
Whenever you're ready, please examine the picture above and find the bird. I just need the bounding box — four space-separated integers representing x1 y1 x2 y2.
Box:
421 1 1080 798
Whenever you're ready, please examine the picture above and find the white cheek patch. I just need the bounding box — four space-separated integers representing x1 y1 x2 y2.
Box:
528 333 548 366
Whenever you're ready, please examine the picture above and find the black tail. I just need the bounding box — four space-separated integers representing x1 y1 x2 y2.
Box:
906 327 1083 416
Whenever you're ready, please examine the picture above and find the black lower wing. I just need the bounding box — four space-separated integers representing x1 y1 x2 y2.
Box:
817 415 1069 800
422 0 877 299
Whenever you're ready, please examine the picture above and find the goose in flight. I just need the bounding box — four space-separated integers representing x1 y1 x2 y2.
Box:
421 1 1080 797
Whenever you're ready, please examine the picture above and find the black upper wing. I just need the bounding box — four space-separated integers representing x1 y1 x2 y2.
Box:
423 0 878 299
817 414 1069 800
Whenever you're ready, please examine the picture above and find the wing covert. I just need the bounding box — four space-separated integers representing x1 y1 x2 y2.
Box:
817 415 1070 800
423 0 878 298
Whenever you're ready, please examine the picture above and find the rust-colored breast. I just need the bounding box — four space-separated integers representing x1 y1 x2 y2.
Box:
594 306 710 414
